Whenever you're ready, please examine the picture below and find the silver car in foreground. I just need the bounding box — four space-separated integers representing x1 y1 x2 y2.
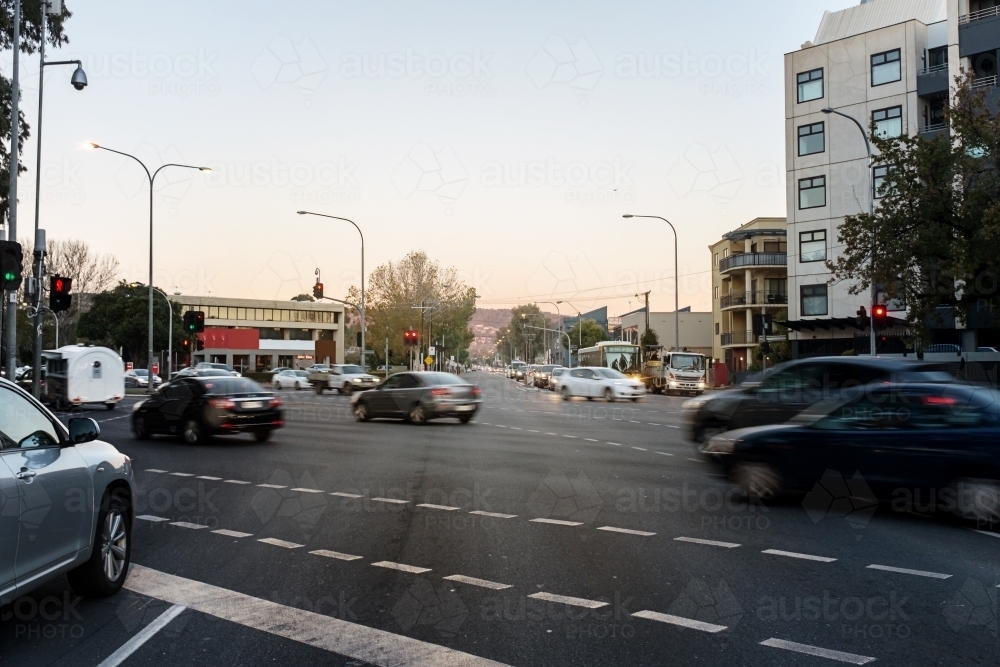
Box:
1 378 135 604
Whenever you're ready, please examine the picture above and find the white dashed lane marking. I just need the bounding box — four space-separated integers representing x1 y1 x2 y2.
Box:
530 518 583 527
674 537 741 548
528 592 608 609
632 447 647 451
257 484 286 489
169 473 195 477
417 503 461 511
171 522 209 530
608 442 623 446
330 492 363 498
224 479 251 485
196 476 222 481
656 451 674 456
258 538 304 549
760 638 875 665
291 488 325 493
213 529 253 538
136 515 169 522
583 438 598 442
443 574 512 590
145 469 168 473
371 497 409 504
632 610 727 633
310 549 363 561
372 561 431 574
597 526 656 537
762 549 836 563
469 511 518 519
866 564 951 579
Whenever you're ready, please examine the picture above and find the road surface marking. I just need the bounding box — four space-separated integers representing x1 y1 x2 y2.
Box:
496 425 507 428
224 479 251 484
258 538 304 549
597 526 656 537
169 472 195 477
545 432 558 436
971 529 1000 539
443 575 512 590
136 515 169 522
762 549 837 563
310 549 363 561
530 518 583 526
372 561 431 574
291 488 325 493
528 592 608 609
630 420 641 424
196 476 222 480
330 492 363 498
96 604 186 667
144 469 168 473
674 537 740 548
665 425 680 429
584 438 598 442
607 442 623 446
686 458 706 463
866 564 951 579
123 565 512 667
527 429 540 433
632 610 726 633
655 451 674 456
257 484 286 489
213 529 253 538
563 435 577 439
417 503 461 511
647 422 661 426
760 638 875 665
469 510 518 519
371 497 409 504
510 427 522 430
632 447 647 451
170 522 209 530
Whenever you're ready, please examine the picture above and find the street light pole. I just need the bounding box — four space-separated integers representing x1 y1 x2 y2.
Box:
89 143 210 392
822 107 877 357
558 300 584 367
297 211 366 368
623 215 680 352
5 0 22 382
151 287 175 379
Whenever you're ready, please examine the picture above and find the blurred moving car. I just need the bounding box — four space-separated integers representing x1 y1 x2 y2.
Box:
195 362 241 377
0 377 135 604
268 366 292 377
308 364 379 395
510 361 527 381
273 369 310 390
124 369 163 389
559 367 646 402
701 383 1000 523
683 357 952 445
533 364 562 389
549 367 567 392
131 376 283 443
978 347 1000 353
924 344 961 354
351 371 481 424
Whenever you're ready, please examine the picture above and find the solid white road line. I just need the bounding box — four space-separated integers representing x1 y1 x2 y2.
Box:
674 537 741 548
372 561 431 574
417 503 461 511
310 549 363 561
597 526 656 537
443 575 512 590
632 610 727 633
96 603 187 667
330 492 363 498
530 518 584 527
170 522 209 530
528 592 608 609
291 488 325 493
196 476 222 480
371 497 409 504
136 515 170 522
971 529 1000 539
762 549 837 563
213 529 253 538
257 484 286 489
258 538 304 549
469 510 518 519
144 469 168 473
123 565 512 667
760 638 876 665
866 564 951 579
224 479 251 484
169 472 195 477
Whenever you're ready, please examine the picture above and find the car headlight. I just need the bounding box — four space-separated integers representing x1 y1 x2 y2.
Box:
703 436 736 454
683 396 711 410
132 400 145 412
353 378 362 383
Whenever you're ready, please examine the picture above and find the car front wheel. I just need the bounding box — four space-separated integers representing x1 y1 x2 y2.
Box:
182 420 203 444
133 416 150 440
561 386 571 401
254 430 273 442
354 402 369 422
67 490 131 598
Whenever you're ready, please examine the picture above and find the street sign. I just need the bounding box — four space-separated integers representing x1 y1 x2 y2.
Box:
126 362 133 371
151 362 159 376
429 346 436 356
424 356 433 365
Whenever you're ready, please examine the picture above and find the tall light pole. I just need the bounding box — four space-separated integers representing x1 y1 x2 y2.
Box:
822 107 877 356
89 144 210 392
150 287 175 379
298 211 366 368
623 215 680 352
536 301 564 365
558 300 583 367
5 0 22 382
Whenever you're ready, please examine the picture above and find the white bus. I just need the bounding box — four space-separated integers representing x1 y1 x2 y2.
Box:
577 342 641 376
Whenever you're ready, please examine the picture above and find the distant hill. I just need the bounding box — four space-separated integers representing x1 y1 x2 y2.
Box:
469 308 557 357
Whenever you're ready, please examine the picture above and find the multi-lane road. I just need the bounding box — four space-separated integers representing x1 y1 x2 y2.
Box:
2 372 997 666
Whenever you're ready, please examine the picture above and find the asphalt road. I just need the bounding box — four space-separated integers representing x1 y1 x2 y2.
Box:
2 371 998 666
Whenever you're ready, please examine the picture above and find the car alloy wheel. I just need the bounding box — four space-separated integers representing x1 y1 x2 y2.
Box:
561 386 571 401
605 388 615 402
953 478 1000 524
409 405 426 424
354 402 369 422
133 416 150 440
183 420 202 444
101 508 128 582
732 463 782 500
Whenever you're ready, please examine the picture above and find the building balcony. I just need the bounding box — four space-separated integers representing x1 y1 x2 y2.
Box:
720 330 754 347
719 291 788 310
960 8 1000 58
920 123 948 138
718 252 786 274
917 63 949 98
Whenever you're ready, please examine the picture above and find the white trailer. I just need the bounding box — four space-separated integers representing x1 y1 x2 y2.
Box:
42 345 126 410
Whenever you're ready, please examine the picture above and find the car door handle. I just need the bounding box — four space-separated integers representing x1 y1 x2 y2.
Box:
15 469 36 480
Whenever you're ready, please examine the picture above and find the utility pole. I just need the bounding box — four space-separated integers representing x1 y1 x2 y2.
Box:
636 290 651 341
5 0 22 381
30 229 45 397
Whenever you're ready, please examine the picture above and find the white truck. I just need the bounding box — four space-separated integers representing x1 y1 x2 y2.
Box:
642 347 708 396
41 345 126 410
307 364 379 395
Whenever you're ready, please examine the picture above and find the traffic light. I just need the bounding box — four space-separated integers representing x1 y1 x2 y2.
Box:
184 310 206 333
183 311 196 333
313 282 324 299
856 306 870 330
196 340 204 352
182 339 191 351
49 275 72 312
404 328 418 346
872 304 888 330
0 240 23 291
356 331 363 347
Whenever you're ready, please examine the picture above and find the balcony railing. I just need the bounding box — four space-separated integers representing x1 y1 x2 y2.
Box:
719 291 788 309
960 5 1000 24
917 63 949 76
719 252 787 273
971 75 998 90
920 122 948 135
720 330 754 346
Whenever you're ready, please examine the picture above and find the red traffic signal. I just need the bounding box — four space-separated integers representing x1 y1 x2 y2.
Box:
49 275 73 312
313 282 324 299
403 328 418 346
872 304 888 330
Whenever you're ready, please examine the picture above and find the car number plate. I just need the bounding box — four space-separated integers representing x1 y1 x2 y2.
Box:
455 404 474 411
242 401 264 409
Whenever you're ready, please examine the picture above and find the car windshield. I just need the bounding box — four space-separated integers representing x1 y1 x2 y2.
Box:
596 368 628 379
340 365 364 374
294 370 308 377
670 354 704 371
134 369 148 376
201 378 267 396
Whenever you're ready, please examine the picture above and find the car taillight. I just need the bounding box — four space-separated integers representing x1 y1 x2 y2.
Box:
269 396 283 408
209 398 235 409
431 388 451 397
471 386 481 397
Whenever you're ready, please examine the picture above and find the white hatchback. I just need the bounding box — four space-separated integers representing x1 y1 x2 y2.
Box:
273 369 310 390
559 367 646 402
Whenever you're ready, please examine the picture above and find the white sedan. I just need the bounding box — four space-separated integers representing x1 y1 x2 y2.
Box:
559 367 645 402
273 369 310 390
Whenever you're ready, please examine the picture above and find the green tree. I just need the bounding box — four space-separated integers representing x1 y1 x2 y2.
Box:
828 74 1000 343
290 294 315 302
77 281 186 366
639 328 659 349
495 304 553 363
566 318 608 350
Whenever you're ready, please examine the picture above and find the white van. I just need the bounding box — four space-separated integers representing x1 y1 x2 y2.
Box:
42 345 126 410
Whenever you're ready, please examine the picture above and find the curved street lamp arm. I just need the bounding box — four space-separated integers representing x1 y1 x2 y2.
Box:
92 145 152 182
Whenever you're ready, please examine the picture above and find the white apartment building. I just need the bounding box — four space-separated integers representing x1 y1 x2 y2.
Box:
784 0 998 356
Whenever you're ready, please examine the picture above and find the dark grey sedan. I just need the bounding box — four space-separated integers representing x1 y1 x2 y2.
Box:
351 372 481 424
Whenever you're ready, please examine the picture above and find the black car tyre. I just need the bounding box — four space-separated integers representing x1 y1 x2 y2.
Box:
731 462 782 500
354 402 369 422
408 404 427 424
458 414 473 424
182 420 202 444
604 388 615 402
561 386 571 401
132 416 150 440
253 430 273 442
315 384 324 395
953 478 1000 524
694 421 727 451
105 402 116 411
342 383 353 396
67 491 131 598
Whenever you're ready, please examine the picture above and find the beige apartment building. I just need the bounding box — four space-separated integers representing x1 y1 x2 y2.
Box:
709 217 788 373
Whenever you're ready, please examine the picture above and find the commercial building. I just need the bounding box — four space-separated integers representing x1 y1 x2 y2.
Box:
617 308 714 359
709 217 788 373
170 295 346 372
783 0 997 356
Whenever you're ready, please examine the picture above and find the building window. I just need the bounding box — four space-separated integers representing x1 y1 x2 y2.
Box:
801 284 829 316
797 68 824 103
288 328 312 341
800 230 827 262
871 49 901 86
232 355 250 374
723 248 729 258
278 354 294 368
714 286 719 299
873 165 896 198
259 327 283 340
798 176 826 209
926 46 948 70
873 106 902 139
715 323 720 335
798 122 825 155
317 329 334 341
713 252 719 266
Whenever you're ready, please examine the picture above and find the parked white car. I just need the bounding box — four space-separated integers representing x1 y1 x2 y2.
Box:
273 369 310 390
559 366 646 402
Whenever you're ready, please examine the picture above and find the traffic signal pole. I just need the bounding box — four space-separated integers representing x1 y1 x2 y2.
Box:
5 0 21 382
31 230 46 398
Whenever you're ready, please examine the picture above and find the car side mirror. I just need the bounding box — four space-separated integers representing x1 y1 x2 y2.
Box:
68 417 101 444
